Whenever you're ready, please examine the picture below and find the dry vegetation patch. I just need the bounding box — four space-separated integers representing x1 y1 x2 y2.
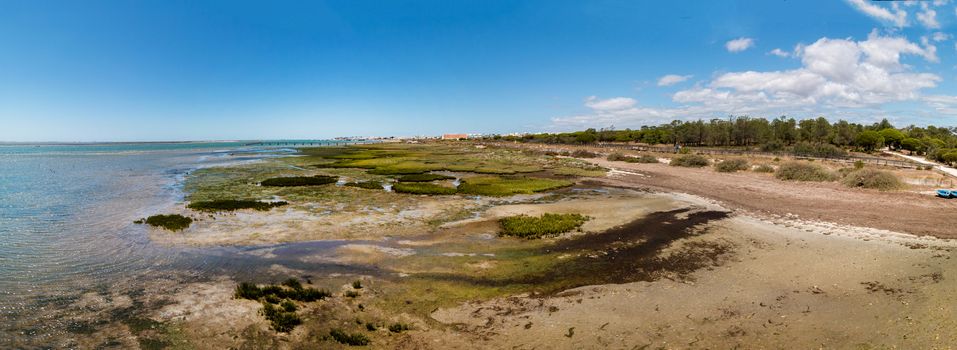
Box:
774 162 837 182
841 169 903 191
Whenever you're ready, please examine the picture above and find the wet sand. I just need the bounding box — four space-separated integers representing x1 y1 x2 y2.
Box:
425 213 957 349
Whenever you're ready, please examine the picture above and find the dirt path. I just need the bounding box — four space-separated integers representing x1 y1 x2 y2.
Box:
886 150 957 179
587 158 957 239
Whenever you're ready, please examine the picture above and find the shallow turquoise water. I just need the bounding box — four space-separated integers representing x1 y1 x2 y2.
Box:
0 141 368 346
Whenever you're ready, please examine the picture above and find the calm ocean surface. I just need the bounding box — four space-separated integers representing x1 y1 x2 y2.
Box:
0 141 361 346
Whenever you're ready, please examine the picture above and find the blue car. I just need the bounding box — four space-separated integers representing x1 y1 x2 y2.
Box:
937 189 953 198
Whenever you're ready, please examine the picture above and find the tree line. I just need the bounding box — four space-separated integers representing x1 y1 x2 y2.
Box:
487 116 957 164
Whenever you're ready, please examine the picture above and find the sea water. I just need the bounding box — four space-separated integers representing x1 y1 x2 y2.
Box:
0 141 359 346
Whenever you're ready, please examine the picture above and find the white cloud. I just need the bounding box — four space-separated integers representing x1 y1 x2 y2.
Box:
657 74 692 86
725 37 755 52
553 31 945 128
583 96 636 111
917 2 940 29
846 0 908 27
932 32 951 42
769 48 790 57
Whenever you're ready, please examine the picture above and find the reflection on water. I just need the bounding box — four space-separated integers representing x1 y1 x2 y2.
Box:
0 142 370 346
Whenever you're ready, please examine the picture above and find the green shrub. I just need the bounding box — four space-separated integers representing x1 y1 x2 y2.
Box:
774 162 837 182
570 150 599 158
669 155 710 167
607 153 658 163
714 159 749 173
261 302 301 333
841 169 903 191
187 199 287 212
499 213 589 239
344 290 360 298
344 181 383 190
753 164 775 173
761 140 785 152
261 175 338 187
606 153 626 161
792 142 847 158
634 155 659 163
457 176 572 196
329 329 370 346
395 173 455 182
853 160 864 169
388 323 411 333
365 323 377 331
141 214 192 231
392 182 457 195
352 280 363 289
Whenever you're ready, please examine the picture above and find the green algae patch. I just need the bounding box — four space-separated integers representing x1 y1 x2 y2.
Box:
138 214 192 231
187 199 287 212
392 182 457 195
499 213 589 239
300 143 600 178
261 175 338 187
457 176 572 196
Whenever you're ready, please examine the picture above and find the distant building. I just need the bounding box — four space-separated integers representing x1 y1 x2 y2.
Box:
442 133 468 140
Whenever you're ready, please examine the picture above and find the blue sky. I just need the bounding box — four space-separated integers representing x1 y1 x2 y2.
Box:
1 0 957 141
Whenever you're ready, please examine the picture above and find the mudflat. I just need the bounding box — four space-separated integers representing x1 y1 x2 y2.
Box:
52 142 957 349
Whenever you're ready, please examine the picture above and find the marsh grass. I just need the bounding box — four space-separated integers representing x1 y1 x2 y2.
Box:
305 144 607 177
260 302 301 333
714 159 749 173
669 155 710 167
841 169 902 191
457 176 572 196
140 214 192 231
235 279 331 302
775 162 837 182
395 174 455 182
261 175 338 187
388 323 411 333
187 199 287 212
392 182 457 195
499 213 589 239
329 329 370 346
280 300 297 312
